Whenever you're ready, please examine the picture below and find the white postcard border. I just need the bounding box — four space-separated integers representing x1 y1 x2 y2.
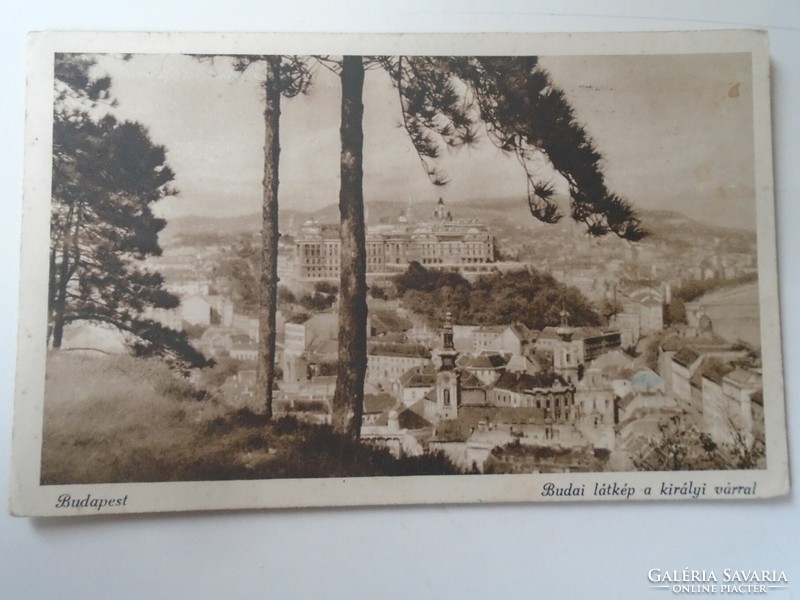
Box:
10 30 789 517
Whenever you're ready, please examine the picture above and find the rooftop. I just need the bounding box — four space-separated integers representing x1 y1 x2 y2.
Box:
539 326 615 341
493 371 570 393
724 368 762 389
363 393 398 414
630 369 665 391
376 402 433 430
369 309 414 335
459 371 485 389
457 352 509 370
398 365 436 388
474 325 506 335
589 349 634 371
698 358 736 386
673 347 702 368
432 406 551 442
368 342 431 358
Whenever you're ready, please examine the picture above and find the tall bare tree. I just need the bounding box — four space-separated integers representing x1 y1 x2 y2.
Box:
216 55 311 418
256 55 283 420
331 56 368 436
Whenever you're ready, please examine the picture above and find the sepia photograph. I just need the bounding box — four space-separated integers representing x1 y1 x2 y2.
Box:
10 30 788 515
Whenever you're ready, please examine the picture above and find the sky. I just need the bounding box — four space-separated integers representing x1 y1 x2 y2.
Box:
90 51 756 230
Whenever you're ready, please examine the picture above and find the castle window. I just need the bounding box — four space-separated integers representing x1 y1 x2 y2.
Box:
443 389 451 406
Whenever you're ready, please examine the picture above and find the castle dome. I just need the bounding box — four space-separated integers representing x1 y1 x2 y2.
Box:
301 219 321 234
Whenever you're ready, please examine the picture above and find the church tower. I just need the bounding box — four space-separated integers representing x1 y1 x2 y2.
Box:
553 305 580 384
434 197 446 221
435 311 461 420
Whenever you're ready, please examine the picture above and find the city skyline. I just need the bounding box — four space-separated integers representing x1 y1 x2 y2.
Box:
92 51 756 231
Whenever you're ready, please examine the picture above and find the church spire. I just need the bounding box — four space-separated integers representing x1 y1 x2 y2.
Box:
434 309 460 421
443 310 454 350
434 196 446 220
559 298 570 328
438 310 458 371
557 298 573 342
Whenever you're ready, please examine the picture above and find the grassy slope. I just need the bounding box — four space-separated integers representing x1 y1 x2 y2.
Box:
41 353 459 485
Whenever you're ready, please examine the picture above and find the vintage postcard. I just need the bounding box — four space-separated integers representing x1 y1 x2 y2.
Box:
10 30 788 516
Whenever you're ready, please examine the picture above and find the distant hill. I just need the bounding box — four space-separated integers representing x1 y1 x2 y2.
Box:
161 197 755 249
162 208 309 243
164 197 540 239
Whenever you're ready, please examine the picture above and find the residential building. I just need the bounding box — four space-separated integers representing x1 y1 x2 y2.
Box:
366 343 432 390
456 352 509 387
282 313 339 383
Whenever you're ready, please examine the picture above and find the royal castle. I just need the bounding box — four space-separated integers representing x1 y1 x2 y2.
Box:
293 198 495 280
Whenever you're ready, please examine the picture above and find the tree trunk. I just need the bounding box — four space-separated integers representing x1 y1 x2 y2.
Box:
47 246 58 345
51 227 73 348
332 56 367 439
256 55 282 420
50 202 77 348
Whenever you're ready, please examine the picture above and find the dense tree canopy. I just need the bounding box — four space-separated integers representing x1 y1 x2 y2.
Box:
632 412 765 471
212 239 261 316
394 262 600 330
211 241 338 316
49 54 205 368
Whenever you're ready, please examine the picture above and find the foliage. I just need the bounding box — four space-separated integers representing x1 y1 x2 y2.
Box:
226 54 313 99
197 355 242 389
212 240 337 314
642 330 667 372
484 441 607 473
49 54 205 369
127 319 207 368
298 291 337 312
661 273 758 326
672 272 758 303
313 281 339 295
664 296 687 325
597 298 622 325
211 239 261 316
313 361 338 377
182 321 210 340
369 286 388 300
394 262 600 330
278 286 297 305
631 412 765 471
378 55 647 241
